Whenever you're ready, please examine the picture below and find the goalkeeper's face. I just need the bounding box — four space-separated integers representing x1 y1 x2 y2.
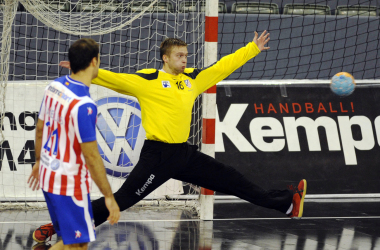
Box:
165 46 188 74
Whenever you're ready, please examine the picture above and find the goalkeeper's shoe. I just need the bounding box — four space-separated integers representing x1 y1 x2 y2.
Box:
287 179 307 219
33 223 56 243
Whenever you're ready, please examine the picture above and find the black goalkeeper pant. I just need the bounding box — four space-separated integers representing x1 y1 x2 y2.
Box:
92 140 293 226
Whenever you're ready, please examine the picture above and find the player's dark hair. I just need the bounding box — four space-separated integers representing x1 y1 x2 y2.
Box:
68 38 99 74
160 38 187 62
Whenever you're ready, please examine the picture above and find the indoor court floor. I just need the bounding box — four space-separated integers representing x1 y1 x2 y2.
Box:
0 200 379 250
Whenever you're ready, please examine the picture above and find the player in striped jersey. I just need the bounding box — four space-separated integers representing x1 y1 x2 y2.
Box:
28 38 120 250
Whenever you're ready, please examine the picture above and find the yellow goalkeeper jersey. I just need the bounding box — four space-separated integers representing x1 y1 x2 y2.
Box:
92 41 261 143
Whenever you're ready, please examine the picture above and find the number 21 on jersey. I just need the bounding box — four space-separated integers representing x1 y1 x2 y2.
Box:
44 121 59 155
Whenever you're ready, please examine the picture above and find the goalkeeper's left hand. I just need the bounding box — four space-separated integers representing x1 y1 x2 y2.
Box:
253 30 270 51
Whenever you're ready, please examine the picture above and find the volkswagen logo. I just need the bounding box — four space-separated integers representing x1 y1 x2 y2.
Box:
90 222 158 249
95 96 146 178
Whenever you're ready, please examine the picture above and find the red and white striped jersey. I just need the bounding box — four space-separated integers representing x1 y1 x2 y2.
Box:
38 75 98 200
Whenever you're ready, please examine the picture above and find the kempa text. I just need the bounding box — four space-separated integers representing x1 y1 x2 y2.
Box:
216 104 380 165
135 174 155 196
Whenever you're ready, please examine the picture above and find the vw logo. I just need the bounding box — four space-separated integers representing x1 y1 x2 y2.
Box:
95 96 146 178
90 222 158 249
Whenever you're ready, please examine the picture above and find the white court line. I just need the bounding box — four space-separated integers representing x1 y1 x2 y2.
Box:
2 216 380 224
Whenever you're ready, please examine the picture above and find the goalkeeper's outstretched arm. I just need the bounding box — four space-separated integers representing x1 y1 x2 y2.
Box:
194 30 270 94
59 61 141 97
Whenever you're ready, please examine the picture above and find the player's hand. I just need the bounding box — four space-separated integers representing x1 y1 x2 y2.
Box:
27 161 40 191
253 30 270 51
105 196 120 225
59 61 71 69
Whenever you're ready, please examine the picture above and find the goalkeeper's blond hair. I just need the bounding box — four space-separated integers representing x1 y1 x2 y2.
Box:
160 38 187 62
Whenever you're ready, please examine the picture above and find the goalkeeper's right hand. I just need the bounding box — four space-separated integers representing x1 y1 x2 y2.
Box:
59 61 70 69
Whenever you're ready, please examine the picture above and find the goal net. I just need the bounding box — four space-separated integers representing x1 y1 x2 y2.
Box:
2 0 380 212
0 0 205 212
219 0 379 82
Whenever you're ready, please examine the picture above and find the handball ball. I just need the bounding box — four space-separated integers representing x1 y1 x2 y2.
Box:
330 72 356 96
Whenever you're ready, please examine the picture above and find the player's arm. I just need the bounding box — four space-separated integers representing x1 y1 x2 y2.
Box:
27 118 44 190
59 61 141 97
76 102 120 225
81 141 120 225
193 31 270 94
92 69 142 97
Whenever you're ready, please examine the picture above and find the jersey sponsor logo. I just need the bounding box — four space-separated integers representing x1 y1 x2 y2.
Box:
47 85 72 102
95 97 146 178
135 174 155 196
46 108 63 124
184 79 192 88
41 153 50 167
162 81 171 88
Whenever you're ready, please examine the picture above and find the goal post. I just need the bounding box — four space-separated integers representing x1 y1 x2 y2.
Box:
199 0 218 221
